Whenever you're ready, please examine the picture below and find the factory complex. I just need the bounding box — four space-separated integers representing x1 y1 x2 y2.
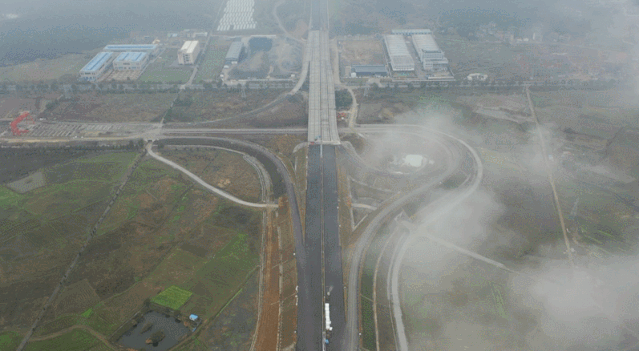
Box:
340 29 450 79
412 34 449 72
79 44 160 82
383 35 415 72
103 44 159 56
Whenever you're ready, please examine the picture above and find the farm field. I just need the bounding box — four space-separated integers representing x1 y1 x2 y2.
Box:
531 88 639 137
195 38 231 82
20 152 262 349
25 329 112 351
436 34 526 80
41 92 175 122
0 151 137 333
0 146 266 350
166 89 284 122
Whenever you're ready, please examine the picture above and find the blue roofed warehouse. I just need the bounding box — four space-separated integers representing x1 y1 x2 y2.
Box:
79 52 114 82
103 44 159 56
113 52 149 71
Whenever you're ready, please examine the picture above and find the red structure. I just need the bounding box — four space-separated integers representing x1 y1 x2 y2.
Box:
10 111 33 136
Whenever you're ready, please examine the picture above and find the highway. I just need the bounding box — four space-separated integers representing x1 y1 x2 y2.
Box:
299 145 324 350
297 0 346 348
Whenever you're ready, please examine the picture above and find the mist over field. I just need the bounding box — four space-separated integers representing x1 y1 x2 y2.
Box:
386 104 639 350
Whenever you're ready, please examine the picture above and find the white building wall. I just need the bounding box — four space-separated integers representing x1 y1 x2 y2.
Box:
178 41 201 65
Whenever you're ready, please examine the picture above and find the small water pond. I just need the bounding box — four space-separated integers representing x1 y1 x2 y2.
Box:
118 311 191 351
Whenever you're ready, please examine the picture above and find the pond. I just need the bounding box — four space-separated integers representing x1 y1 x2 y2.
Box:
118 311 191 351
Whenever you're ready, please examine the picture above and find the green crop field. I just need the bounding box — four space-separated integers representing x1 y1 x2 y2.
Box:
24 329 112 351
180 231 259 318
152 285 193 310
195 39 231 82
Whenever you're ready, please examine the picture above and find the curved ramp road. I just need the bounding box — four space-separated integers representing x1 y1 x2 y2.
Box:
342 125 483 350
146 143 277 209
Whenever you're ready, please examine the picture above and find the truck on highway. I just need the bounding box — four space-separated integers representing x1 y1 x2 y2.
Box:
325 302 332 333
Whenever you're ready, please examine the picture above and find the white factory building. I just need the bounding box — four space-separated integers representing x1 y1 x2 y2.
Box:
178 41 201 65
79 52 114 82
383 35 415 72
112 52 149 71
411 34 449 72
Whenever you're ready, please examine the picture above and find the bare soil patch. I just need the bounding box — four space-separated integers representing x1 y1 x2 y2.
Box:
254 214 280 350
161 148 262 203
339 39 385 66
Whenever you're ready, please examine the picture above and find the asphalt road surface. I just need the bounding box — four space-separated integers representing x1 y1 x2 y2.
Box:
322 145 346 350
298 145 324 350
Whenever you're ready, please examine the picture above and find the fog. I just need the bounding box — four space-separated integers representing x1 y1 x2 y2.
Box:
0 0 218 65
379 100 639 350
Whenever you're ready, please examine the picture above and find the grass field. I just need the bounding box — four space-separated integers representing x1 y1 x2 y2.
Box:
139 69 192 84
361 297 376 350
43 92 176 122
140 48 192 83
0 331 22 350
195 38 231 82
166 89 283 122
24 329 112 351
0 52 95 82
151 285 193 310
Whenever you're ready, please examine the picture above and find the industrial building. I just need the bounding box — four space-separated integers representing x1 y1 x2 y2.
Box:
391 29 432 36
178 41 201 65
383 35 415 72
217 0 257 31
225 41 245 65
411 34 449 72
79 52 114 82
113 52 148 71
350 65 388 77
103 44 159 56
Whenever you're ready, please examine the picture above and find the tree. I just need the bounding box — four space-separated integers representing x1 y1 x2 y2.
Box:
334 89 352 109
